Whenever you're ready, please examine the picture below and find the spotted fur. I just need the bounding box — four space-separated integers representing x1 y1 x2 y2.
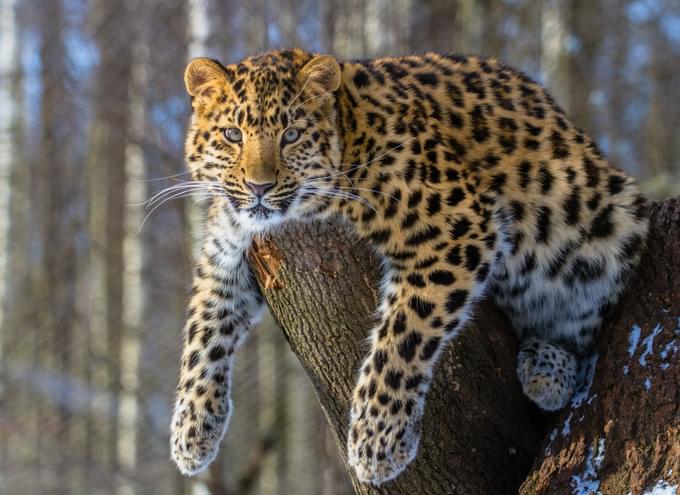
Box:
170 49 648 484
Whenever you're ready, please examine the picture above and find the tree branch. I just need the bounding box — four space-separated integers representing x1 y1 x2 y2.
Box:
520 198 680 494
249 198 679 494
249 222 545 494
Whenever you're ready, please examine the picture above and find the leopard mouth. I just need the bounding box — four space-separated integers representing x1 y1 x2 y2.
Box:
248 204 275 219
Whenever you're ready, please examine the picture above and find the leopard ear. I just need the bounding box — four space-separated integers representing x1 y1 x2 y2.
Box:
184 58 228 98
298 55 341 96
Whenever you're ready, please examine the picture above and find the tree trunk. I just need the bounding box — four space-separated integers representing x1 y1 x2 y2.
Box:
0 0 19 479
0 0 17 354
249 197 680 494
540 0 570 112
37 1 80 490
520 198 680 494
86 1 133 487
249 226 545 494
116 6 149 492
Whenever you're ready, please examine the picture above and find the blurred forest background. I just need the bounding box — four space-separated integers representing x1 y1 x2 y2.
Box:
0 0 678 494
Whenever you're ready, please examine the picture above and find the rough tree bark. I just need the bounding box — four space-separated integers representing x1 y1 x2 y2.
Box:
249 198 680 494
520 198 680 494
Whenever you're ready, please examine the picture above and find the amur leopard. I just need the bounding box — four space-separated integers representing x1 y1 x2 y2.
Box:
169 49 648 485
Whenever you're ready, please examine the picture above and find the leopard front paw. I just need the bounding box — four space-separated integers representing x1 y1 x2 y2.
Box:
346 393 423 485
170 394 232 475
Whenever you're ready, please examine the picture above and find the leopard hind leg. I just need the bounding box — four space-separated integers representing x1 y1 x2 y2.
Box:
516 338 578 411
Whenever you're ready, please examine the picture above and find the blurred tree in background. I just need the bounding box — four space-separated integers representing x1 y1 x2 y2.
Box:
0 0 678 494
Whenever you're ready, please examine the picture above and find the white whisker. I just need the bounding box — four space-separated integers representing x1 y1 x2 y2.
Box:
287 76 312 110
140 185 208 209
305 138 414 184
138 190 225 233
291 91 332 115
132 169 192 183
334 186 403 203
301 185 377 213
142 181 224 208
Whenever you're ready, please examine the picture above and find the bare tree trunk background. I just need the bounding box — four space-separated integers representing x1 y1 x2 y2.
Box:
250 198 680 494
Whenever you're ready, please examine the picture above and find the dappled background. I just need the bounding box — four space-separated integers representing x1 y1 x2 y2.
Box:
0 0 678 494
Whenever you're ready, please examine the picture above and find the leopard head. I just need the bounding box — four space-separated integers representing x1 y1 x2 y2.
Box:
184 49 343 232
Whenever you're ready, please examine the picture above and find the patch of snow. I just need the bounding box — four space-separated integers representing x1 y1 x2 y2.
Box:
544 427 558 455
593 439 605 466
626 320 679 377
629 324 642 357
644 377 652 391
571 438 606 495
641 480 678 495
660 340 678 360
562 412 573 437
571 354 599 408
639 323 663 366
659 339 678 372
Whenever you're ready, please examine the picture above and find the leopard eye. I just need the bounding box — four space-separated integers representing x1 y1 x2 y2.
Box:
224 127 242 143
282 128 300 145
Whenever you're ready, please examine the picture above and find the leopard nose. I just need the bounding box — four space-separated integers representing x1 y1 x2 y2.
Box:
245 180 275 198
